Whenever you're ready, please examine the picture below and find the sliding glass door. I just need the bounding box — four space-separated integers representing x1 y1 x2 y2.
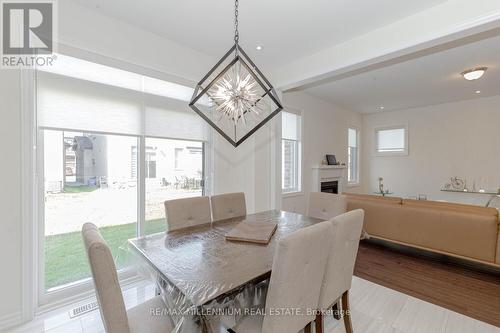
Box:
36 53 210 299
145 138 204 235
42 130 138 290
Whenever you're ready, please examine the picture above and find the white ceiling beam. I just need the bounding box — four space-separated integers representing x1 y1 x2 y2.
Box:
272 0 500 91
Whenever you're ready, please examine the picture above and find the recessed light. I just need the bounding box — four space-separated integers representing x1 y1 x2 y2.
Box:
461 67 487 81
475 90 481 94
379 106 385 110
256 46 263 51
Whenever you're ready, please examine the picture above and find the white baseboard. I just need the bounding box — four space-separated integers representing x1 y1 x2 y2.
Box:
0 311 23 332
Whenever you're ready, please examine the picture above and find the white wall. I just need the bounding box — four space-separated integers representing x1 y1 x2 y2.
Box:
57 1 215 83
0 70 23 326
213 117 279 214
0 1 280 327
362 95 500 206
281 91 363 214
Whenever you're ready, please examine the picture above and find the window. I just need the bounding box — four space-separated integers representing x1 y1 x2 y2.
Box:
348 128 359 184
174 148 183 169
36 54 209 296
145 146 157 178
145 139 203 235
282 111 302 193
375 126 408 155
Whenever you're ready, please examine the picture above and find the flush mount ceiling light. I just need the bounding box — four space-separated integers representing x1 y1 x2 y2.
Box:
189 0 282 147
461 67 487 81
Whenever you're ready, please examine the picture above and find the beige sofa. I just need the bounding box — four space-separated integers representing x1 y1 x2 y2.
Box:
344 193 500 268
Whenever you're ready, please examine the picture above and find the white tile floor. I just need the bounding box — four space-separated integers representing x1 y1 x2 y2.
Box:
7 277 500 333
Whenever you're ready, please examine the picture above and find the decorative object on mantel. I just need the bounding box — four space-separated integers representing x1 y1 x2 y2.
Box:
326 154 338 165
189 0 282 147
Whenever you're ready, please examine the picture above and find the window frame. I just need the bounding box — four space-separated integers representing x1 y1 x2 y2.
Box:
28 49 213 309
281 110 303 196
347 127 360 186
374 125 409 156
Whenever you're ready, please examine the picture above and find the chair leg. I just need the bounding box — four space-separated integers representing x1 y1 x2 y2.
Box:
315 313 323 333
332 302 341 320
304 322 312 333
341 290 353 333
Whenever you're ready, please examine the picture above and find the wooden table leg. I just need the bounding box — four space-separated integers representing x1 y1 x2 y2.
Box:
342 290 353 333
333 302 341 320
315 313 323 333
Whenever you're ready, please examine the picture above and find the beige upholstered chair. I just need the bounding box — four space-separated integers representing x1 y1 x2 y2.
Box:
315 209 365 333
307 192 347 220
82 223 173 333
229 221 334 333
164 196 211 231
211 192 246 221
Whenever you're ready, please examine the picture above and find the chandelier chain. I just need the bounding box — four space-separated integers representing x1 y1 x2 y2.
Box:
234 0 239 45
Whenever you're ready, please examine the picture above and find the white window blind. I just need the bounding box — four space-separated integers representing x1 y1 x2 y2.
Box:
376 128 406 153
281 111 301 141
281 111 302 193
37 54 209 141
348 128 359 183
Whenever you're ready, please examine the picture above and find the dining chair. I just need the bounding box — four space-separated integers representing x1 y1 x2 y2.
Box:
307 192 347 221
227 220 334 333
82 223 173 333
164 196 211 231
314 209 365 333
211 192 246 221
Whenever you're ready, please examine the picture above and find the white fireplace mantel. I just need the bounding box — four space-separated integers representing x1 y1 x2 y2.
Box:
312 165 347 193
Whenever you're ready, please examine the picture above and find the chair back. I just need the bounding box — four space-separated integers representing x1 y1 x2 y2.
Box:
210 192 246 221
82 223 130 333
307 192 347 220
318 209 364 309
262 221 333 333
164 196 211 231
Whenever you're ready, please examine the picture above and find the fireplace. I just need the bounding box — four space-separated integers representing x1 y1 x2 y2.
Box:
312 165 346 193
321 180 339 194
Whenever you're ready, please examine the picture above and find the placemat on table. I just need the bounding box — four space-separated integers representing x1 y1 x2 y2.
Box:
225 220 278 244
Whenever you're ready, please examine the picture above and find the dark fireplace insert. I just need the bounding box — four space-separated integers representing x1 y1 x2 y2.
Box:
321 180 339 194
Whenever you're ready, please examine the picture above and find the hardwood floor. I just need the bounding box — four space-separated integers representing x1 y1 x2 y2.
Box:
354 240 500 328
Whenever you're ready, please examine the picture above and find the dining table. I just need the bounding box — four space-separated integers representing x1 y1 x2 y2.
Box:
128 209 323 333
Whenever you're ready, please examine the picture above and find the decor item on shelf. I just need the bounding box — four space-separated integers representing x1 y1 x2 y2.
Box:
375 177 392 196
189 0 282 147
378 177 384 193
450 177 465 191
443 183 452 190
326 154 338 165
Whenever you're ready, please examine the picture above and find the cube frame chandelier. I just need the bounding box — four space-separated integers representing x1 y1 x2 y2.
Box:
189 0 283 147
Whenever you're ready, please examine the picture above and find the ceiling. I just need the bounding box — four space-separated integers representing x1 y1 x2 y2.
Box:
305 33 500 113
71 0 444 70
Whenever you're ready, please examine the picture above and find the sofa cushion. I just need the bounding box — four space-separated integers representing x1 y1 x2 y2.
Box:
400 206 498 262
346 197 499 263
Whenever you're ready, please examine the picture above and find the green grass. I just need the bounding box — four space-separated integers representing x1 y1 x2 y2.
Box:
63 185 99 193
44 218 166 290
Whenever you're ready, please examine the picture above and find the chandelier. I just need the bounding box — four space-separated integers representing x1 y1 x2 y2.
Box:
189 0 282 147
